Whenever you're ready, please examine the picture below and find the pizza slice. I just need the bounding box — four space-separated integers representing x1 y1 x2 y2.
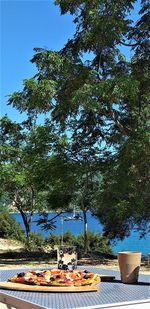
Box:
8 269 100 287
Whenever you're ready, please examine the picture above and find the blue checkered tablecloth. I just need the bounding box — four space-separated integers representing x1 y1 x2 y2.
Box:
0 266 150 309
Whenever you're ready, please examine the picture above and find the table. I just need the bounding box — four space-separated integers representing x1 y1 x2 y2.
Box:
0 267 150 309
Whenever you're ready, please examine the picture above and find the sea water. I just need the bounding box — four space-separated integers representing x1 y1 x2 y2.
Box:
12 212 150 257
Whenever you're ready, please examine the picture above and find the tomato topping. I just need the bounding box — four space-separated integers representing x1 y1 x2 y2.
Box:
18 277 25 283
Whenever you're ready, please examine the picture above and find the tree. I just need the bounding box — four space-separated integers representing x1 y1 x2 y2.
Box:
56 135 103 253
0 116 78 245
0 211 24 241
94 131 150 240
0 116 58 245
6 0 150 241
92 0 150 238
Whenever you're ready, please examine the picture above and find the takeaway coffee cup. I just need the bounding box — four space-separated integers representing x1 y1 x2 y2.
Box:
118 251 141 284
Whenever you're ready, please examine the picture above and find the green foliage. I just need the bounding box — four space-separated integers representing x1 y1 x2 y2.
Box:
26 233 45 251
52 0 150 240
0 116 68 245
76 232 112 255
95 131 150 239
44 231 76 248
2 0 149 242
63 230 76 245
45 231 112 255
0 211 24 241
8 78 56 114
45 234 60 248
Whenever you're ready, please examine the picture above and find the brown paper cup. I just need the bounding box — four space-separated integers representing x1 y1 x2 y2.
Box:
118 252 141 284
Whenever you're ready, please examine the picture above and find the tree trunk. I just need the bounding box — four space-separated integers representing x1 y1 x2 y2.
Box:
25 222 31 247
81 198 88 254
14 188 36 249
16 204 31 247
18 206 31 246
83 208 88 254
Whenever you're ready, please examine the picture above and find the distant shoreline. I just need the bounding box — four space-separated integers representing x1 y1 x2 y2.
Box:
9 210 81 214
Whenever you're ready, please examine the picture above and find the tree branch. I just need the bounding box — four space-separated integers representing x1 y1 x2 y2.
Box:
108 103 128 136
119 41 138 47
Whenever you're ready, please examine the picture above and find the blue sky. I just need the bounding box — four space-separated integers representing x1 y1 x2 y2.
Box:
1 0 75 121
1 0 140 122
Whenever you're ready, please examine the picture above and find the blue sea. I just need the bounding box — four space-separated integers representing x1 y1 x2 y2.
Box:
12 212 150 257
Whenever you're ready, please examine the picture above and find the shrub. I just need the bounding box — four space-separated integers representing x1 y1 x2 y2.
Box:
45 231 112 255
0 211 24 241
63 230 76 245
76 232 112 255
45 231 76 248
45 234 60 248
26 232 45 251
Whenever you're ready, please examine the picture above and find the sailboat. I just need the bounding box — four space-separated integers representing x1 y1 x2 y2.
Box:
63 207 82 221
